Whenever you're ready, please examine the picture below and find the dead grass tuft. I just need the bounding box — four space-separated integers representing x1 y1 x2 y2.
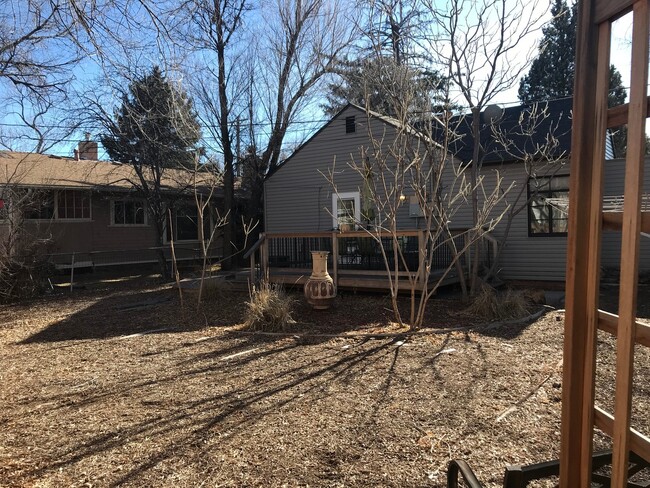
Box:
465 284 531 321
243 281 294 331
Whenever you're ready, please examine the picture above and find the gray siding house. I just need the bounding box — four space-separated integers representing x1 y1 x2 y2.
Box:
263 102 650 284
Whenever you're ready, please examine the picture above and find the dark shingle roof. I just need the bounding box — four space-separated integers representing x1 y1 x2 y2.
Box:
443 97 573 164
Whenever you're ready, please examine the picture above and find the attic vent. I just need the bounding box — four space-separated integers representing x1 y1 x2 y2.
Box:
345 116 356 134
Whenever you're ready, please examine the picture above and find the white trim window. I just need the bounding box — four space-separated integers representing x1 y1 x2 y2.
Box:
111 199 147 226
332 191 360 231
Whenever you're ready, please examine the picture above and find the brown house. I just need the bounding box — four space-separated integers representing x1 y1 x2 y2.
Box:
0 142 223 271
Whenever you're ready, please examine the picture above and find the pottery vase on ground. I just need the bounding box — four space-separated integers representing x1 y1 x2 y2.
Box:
304 251 336 310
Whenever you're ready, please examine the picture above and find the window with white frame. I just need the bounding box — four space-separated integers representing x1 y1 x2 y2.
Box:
332 192 360 231
111 199 147 225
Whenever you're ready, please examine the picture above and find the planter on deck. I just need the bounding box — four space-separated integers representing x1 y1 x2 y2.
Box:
304 251 336 310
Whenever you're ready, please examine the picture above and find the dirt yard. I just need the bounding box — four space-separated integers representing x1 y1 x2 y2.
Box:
0 280 648 487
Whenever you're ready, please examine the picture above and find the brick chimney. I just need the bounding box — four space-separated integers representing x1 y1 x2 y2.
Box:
77 132 98 160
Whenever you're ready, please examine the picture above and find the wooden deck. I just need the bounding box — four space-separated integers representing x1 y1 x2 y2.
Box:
246 229 492 292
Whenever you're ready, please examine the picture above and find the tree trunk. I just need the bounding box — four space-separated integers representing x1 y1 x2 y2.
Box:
469 106 481 296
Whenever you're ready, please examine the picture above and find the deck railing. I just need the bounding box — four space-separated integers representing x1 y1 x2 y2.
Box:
247 229 494 287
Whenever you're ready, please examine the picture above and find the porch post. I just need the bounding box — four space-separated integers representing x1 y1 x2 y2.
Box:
418 229 426 287
331 231 339 287
261 233 269 282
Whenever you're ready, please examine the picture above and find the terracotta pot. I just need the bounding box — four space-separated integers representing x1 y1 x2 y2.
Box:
304 251 336 310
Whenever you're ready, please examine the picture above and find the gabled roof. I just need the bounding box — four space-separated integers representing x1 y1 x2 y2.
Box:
443 97 574 164
0 151 220 195
267 102 440 179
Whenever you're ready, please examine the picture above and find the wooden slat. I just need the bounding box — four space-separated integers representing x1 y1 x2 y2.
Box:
594 406 650 463
611 2 650 485
580 17 613 481
331 232 338 287
561 1 605 483
602 211 650 231
265 229 426 239
598 310 650 347
595 0 634 24
607 97 650 128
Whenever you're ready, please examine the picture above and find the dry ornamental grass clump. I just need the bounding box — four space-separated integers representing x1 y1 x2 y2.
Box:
243 282 295 331
465 284 532 321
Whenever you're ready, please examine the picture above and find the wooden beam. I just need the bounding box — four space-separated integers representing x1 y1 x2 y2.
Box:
581 17 612 483
595 0 634 24
611 2 650 485
560 3 607 484
598 310 650 348
607 97 650 128
331 232 339 288
602 211 650 232
594 406 650 463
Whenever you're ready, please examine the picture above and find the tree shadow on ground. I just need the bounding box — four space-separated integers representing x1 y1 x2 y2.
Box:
19 287 246 343
19 335 420 485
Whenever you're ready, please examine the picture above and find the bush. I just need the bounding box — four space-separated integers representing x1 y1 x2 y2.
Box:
465 284 531 321
0 254 54 303
243 282 295 331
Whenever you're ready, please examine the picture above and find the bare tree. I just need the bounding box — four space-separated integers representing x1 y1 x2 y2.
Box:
0 86 81 153
481 101 570 281
169 0 354 267
0 156 54 301
424 0 545 295
326 67 510 328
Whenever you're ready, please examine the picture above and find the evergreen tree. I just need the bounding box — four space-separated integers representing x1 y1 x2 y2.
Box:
100 66 202 278
518 0 576 103
101 66 201 169
323 56 450 118
519 0 642 156
519 0 625 108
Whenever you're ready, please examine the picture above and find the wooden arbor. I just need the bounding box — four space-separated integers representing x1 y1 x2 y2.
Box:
563 0 650 486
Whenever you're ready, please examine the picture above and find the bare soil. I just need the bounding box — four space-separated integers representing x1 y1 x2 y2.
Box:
0 280 648 487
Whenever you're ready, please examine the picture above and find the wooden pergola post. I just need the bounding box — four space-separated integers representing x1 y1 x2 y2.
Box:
563 1 650 486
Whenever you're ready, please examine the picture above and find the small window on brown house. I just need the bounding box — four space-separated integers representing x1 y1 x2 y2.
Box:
345 116 356 133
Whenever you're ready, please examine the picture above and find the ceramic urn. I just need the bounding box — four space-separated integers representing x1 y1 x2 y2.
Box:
304 251 336 310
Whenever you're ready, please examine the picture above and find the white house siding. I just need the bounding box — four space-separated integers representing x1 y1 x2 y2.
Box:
265 105 432 233
462 158 650 282
264 104 650 282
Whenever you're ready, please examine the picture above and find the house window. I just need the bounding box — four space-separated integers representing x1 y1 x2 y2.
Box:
345 116 356 134
166 204 211 242
57 190 91 219
112 200 147 225
332 192 360 231
24 190 55 220
528 175 569 236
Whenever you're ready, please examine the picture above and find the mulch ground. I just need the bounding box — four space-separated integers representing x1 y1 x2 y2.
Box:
0 279 648 487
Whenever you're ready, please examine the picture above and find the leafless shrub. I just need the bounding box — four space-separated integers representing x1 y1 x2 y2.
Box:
0 247 54 303
243 281 294 332
464 284 531 322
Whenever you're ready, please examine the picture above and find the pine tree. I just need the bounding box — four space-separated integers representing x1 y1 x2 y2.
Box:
518 0 577 103
519 0 626 108
101 66 201 169
100 66 202 278
323 56 450 118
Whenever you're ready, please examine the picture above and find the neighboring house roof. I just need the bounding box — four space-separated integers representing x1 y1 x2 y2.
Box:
444 97 574 164
0 151 221 195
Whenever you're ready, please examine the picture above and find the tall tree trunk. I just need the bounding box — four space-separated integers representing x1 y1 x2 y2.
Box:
215 5 236 270
470 106 481 295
